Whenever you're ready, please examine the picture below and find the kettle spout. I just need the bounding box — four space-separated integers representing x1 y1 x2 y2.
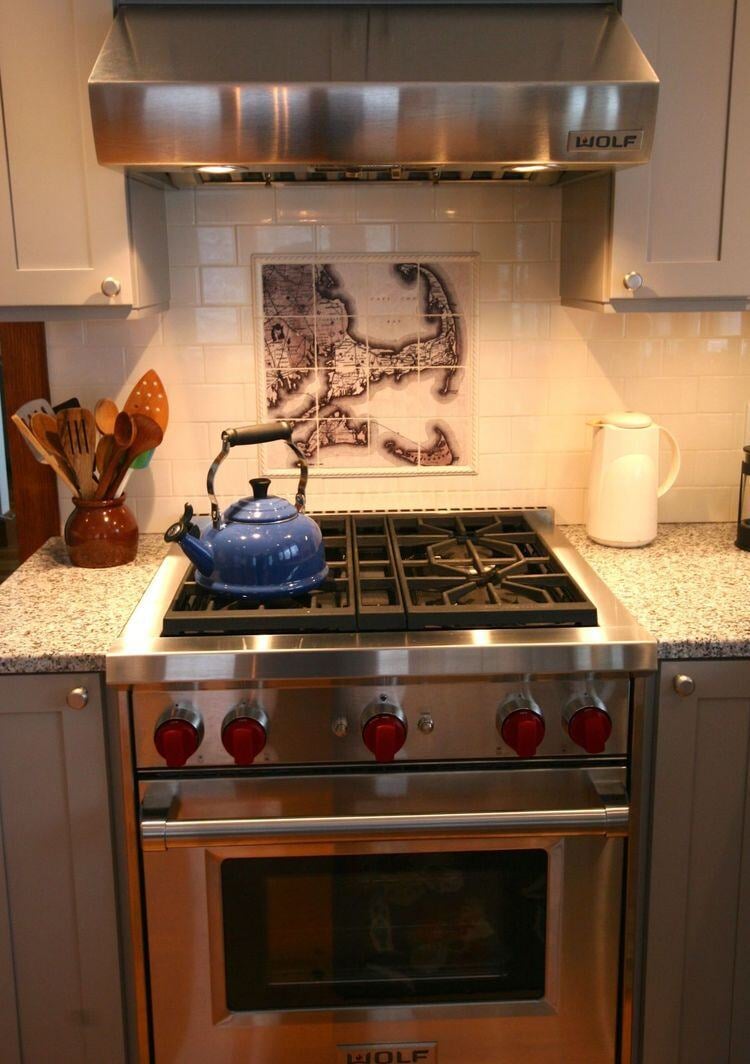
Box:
164 503 214 577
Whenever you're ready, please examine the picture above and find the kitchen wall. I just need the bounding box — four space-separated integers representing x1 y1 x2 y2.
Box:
46 183 750 533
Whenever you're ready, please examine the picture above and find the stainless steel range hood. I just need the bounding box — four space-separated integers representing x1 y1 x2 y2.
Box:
89 3 659 183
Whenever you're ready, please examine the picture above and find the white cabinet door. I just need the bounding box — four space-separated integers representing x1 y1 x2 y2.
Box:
0 673 126 1064
611 0 750 303
0 0 135 309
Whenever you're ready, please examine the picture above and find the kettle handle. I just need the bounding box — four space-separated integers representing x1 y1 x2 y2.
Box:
207 421 308 528
224 422 292 447
657 426 681 498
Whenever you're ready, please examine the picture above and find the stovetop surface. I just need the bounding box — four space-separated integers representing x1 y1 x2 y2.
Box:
162 512 598 636
107 509 657 686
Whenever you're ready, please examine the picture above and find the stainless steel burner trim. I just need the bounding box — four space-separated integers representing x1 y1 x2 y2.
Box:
107 515 656 685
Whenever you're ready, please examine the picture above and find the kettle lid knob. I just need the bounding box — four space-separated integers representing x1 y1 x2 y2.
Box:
251 477 271 500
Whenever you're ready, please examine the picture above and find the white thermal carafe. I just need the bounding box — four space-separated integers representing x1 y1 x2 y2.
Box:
586 411 680 547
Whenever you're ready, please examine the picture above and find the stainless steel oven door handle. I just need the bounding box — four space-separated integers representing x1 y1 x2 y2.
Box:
140 776 629 852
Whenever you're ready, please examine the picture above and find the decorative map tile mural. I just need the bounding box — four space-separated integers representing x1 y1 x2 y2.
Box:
255 254 476 475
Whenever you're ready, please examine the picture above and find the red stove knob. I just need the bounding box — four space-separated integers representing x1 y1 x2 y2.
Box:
501 709 545 758
154 708 203 768
565 695 612 754
222 715 267 766
362 703 407 763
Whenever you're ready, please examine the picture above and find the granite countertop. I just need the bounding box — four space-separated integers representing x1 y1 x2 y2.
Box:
0 535 168 674
566 523 750 659
0 523 748 674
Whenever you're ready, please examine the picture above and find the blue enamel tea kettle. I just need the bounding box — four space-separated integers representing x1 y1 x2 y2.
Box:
164 421 328 600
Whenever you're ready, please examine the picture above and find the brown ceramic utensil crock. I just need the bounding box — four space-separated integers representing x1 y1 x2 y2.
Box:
64 495 138 568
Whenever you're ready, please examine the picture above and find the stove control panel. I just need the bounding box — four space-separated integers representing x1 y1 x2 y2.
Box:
138 677 630 770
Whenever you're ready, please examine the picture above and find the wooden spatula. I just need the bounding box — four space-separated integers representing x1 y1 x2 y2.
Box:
123 369 169 432
13 398 56 462
29 412 80 495
11 413 81 495
59 407 97 499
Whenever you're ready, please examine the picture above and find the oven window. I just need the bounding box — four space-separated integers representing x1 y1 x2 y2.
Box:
221 849 547 1012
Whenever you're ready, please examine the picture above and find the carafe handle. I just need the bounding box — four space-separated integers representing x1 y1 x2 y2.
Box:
657 426 681 498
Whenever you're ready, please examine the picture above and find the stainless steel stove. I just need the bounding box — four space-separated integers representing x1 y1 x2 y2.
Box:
107 508 657 1064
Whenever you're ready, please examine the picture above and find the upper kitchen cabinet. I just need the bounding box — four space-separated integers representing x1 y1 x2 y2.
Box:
0 0 169 318
561 0 750 311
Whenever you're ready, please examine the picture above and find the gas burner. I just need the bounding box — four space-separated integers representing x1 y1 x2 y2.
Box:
162 510 597 636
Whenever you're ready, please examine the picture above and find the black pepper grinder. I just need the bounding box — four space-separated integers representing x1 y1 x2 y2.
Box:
736 446 750 550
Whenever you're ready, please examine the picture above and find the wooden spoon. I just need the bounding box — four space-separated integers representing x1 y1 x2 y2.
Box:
95 434 115 476
95 412 136 500
29 412 80 494
94 397 119 436
59 407 97 499
106 413 164 500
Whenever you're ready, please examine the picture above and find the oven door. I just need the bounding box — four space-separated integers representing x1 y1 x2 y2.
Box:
140 767 627 1064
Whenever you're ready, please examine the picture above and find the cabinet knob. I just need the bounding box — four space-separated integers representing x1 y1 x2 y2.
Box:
101 276 122 297
66 686 89 710
623 271 644 291
673 674 696 697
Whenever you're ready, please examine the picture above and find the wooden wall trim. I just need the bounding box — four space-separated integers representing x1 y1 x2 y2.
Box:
0 323 59 561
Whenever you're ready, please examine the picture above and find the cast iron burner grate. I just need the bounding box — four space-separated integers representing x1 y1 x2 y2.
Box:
388 513 597 630
161 511 597 636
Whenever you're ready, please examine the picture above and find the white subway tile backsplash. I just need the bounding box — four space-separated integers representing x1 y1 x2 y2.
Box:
155 421 210 461
513 262 560 301
356 185 435 222
195 186 274 225
276 185 356 223
511 415 587 453
164 190 195 226
163 307 241 346
125 345 205 385
45 184 750 531
435 185 514 221
623 376 699 414
237 224 315 259
124 460 173 499
478 340 512 379
479 262 513 301
196 227 237 265
204 345 254 383
511 340 588 379
85 315 161 347
548 377 625 415
200 266 251 306
549 304 625 340
317 224 394 252
473 222 550 261
512 185 562 222
395 223 473 252
169 267 200 307
546 452 589 488
696 375 750 412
